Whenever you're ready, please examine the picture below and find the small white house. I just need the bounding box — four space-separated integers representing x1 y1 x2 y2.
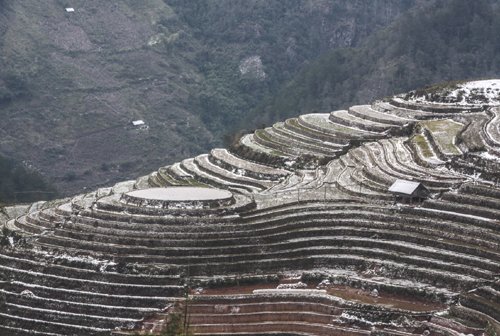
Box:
388 179 430 202
132 120 145 126
65 7 75 12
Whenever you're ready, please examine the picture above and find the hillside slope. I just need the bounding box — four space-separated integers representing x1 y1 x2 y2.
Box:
0 155 57 204
249 0 500 126
0 0 418 196
0 0 212 196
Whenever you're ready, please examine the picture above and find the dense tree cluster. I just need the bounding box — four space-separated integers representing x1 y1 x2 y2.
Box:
168 0 417 138
248 0 500 127
0 155 56 204
0 0 498 197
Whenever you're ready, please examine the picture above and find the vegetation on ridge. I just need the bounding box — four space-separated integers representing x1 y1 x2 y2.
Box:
0 0 418 197
1 0 500 199
248 0 500 127
0 155 57 204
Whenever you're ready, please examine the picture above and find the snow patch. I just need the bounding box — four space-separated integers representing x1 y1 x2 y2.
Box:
147 34 164 46
480 151 500 161
20 290 35 298
34 249 117 271
406 79 500 105
239 56 266 80
316 279 330 289
276 282 307 289
451 79 500 105
339 312 376 326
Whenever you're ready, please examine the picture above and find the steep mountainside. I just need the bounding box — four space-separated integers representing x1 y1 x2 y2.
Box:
250 0 500 126
0 155 56 204
0 0 210 196
168 0 416 134
0 0 418 196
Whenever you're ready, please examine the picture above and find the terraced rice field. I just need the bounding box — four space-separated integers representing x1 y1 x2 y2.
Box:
1 80 500 335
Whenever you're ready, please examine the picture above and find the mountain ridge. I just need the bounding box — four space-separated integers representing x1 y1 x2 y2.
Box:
247 0 500 127
0 0 420 197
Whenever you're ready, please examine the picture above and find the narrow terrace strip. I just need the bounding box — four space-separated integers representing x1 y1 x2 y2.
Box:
210 148 290 178
272 122 345 150
348 105 413 125
329 109 397 132
299 114 385 139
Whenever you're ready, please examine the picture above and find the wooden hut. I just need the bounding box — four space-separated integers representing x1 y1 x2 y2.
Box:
388 179 430 203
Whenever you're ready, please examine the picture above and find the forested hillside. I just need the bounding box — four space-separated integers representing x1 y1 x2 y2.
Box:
2 0 499 198
0 0 209 196
249 0 500 126
0 0 418 197
0 155 57 204
168 0 416 135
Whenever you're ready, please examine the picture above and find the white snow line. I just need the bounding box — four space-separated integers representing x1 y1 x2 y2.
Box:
415 207 494 222
11 281 175 299
6 303 140 322
0 313 111 331
0 263 177 289
0 289 160 312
